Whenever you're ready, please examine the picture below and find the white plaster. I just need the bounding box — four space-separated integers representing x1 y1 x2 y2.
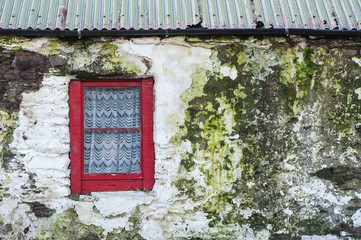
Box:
21 37 52 53
0 197 18 217
220 65 238 80
288 178 352 216
27 155 70 170
283 208 293 215
47 185 71 198
92 191 155 217
7 75 71 205
352 208 361 227
355 192 361 199
75 202 101 225
238 208 258 219
11 75 71 157
352 57 361 67
150 43 212 145
229 134 240 140
132 37 161 45
118 39 155 58
301 235 341 240
355 87 361 100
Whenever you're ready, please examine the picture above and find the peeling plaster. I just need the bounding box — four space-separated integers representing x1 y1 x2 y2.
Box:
0 36 361 239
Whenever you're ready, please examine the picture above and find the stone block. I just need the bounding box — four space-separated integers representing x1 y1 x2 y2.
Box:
20 70 37 80
28 202 55 218
49 55 67 67
12 51 45 70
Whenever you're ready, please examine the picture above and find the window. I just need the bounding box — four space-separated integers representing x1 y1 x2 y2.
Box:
69 78 154 193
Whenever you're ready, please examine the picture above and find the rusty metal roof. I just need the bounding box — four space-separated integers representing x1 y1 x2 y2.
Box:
0 0 360 33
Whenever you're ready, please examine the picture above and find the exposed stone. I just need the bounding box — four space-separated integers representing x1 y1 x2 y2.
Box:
69 193 80 201
0 50 48 112
20 69 37 80
49 55 67 67
4 157 24 170
12 51 45 70
314 167 361 190
28 202 55 218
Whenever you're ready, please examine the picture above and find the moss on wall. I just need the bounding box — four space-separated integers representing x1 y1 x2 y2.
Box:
0 109 17 169
35 207 146 240
37 209 104 240
1 35 361 239
175 38 361 239
46 39 144 76
106 207 145 240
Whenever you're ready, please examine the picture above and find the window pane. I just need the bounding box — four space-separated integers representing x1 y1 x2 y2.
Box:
84 130 141 173
84 87 140 128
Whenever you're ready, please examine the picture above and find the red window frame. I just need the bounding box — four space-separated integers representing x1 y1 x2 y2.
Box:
69 78 154 193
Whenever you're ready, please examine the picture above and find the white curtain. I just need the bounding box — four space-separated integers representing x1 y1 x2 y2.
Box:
83 87 141 173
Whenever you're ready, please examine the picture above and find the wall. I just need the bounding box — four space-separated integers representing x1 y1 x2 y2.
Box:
0 35 361 240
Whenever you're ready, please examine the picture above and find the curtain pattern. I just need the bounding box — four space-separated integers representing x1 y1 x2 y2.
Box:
84 87 140 128
84 87 141 173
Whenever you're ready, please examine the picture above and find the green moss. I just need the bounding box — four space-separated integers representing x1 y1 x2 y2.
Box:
293 46 318 103
37 209 104 240
0 36 26 46
176 43 289 220
174 178 199 200
180 70 210 104
101 42 119 58
0 109 18 169
105 207 145 240
269 233 297 240
45 40 143 75
97 43 141 75
174 39 361 238
58 65 72 76
106 228 145 240
179 154 196 172
295 217 339 235
206 211 222 227
47 40 63 55
294 47 317 84
128 206 141 231
245 213 268 231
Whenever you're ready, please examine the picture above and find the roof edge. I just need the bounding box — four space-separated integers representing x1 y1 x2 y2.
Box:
0 28 360 38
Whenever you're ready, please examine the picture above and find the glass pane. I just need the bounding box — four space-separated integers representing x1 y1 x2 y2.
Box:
84 87 140 128
84 130 141 173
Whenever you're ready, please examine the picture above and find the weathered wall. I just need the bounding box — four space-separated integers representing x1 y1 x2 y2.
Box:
0 35 361 240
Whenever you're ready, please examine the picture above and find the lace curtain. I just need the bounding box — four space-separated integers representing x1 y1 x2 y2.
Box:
84 87 141 173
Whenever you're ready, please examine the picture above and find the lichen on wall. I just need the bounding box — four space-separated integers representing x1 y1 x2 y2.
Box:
174 37 361 239
0 35 361 240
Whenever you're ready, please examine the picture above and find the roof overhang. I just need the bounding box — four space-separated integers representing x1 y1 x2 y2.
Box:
1 28 361 38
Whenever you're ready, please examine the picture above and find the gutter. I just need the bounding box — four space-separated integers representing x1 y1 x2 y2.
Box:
0 28 360 38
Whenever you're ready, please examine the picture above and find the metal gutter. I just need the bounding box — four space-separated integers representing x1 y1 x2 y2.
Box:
0 28 360 38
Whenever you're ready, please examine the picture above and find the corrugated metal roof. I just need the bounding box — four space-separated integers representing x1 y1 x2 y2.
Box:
0 0 360 31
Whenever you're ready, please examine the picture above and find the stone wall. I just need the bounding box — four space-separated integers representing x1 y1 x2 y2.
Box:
0 35 361 239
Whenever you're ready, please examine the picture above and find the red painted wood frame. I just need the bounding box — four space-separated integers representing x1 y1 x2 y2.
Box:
69 78 154 193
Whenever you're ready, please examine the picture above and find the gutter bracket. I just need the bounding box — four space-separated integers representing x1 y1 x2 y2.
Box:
77 29 82 39
285 27 290 37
